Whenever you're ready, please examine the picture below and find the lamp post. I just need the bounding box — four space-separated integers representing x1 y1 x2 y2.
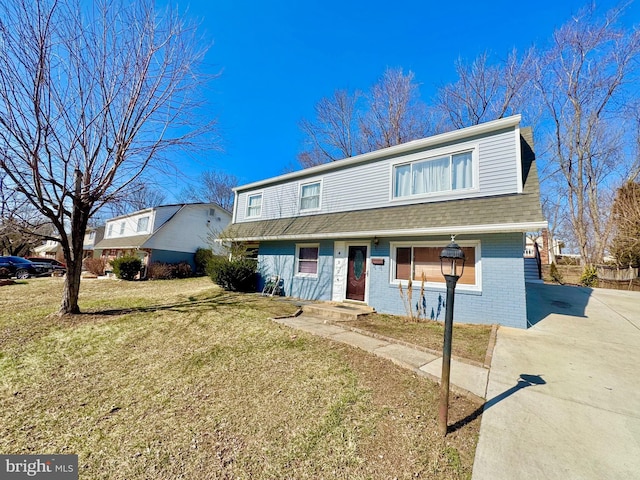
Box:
438 236 465 436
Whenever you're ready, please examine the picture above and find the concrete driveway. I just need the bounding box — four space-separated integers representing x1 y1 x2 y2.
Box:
472 283 640 479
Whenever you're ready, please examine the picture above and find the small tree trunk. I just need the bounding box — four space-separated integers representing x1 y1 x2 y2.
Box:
58 170 89 315
60 261 82 314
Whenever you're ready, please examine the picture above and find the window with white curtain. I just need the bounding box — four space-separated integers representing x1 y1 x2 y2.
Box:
393 150 474 198
246 193 262 218
136 216 149 233
300 181 321 211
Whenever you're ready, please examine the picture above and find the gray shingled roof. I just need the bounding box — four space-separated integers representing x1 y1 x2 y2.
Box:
226 129 546 241
94 234 152 250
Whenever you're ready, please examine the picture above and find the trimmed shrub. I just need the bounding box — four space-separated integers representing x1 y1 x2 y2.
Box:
147 262 173 280
147 261 193 280
83 257 107 276
173 262 192 278
194 248 214 276
549 262 563 284
208 255 257 292
111 255 142 281
580 265 598 287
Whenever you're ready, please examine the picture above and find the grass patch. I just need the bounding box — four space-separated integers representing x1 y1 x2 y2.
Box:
0 277 481 479
342 313 492 365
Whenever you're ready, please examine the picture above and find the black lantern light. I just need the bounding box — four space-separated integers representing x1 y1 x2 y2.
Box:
440 237 466 279
438 236 465 436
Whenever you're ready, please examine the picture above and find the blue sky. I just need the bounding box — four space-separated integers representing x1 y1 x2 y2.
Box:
164 0 639 199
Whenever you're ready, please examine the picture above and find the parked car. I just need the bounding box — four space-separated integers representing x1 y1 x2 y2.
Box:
25 257 66 275
0 256 54 279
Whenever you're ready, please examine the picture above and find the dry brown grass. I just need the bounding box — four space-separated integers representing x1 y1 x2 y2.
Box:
0 277 482 479
349 314 493 365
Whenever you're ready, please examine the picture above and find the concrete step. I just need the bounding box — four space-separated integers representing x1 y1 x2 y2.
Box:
524 257 541 282
303 302 375 321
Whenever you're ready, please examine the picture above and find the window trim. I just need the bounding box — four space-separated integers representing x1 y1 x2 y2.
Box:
295 243 320 278
137 216 150 233
299 179 322 212
390 240 482 292
246 192 263 218
389 142 479 201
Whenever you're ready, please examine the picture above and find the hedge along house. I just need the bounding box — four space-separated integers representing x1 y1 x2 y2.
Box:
226 115 547 328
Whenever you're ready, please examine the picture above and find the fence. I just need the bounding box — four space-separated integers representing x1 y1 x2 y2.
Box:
596 265 639 282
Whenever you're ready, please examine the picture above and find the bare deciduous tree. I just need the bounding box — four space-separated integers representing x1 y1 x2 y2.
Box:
533 4 640 264
180 170 237 212
108 181 167 217
0 174 52 256
298 68 431 167
298 90 363 168
361 68 431 151
433 50 535 131
0 0 217 313
610 180 640 266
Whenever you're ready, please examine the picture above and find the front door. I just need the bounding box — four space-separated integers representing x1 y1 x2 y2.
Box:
346 245 367 301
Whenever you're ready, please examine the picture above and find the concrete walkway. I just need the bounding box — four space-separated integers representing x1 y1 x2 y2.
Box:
273 313 489 400
473 284 640 480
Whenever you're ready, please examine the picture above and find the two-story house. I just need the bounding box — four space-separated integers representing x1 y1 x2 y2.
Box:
226 115 547 328
83 226 105 259
33 238 63 259
95 203 232 273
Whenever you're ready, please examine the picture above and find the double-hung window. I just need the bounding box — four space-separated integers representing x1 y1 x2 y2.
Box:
392 242 479 288
137 216 149 233
394 150 474 198
300 181 321 211
296 244 319 276
246 193 262 218
119 222 125 235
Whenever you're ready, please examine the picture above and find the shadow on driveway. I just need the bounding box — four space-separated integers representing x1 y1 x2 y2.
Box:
449 373 546 434
526 283 593 327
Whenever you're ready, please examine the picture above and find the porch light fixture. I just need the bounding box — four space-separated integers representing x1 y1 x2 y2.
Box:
438 235 465 436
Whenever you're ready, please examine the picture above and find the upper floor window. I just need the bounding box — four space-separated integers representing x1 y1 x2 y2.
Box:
137 216 149 233
119 222 125 235
89 231 95 240
393 150 474 198
300 181 321 211
246 193 262 218
107 224 114 236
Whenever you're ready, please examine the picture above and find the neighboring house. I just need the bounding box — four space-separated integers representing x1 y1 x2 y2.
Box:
83 226 105 259
226 115 547 328
94 203 232 274
524 229 562 264
33 238 63 260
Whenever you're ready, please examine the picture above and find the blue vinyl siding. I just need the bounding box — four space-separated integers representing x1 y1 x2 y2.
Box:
257 241 334 301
